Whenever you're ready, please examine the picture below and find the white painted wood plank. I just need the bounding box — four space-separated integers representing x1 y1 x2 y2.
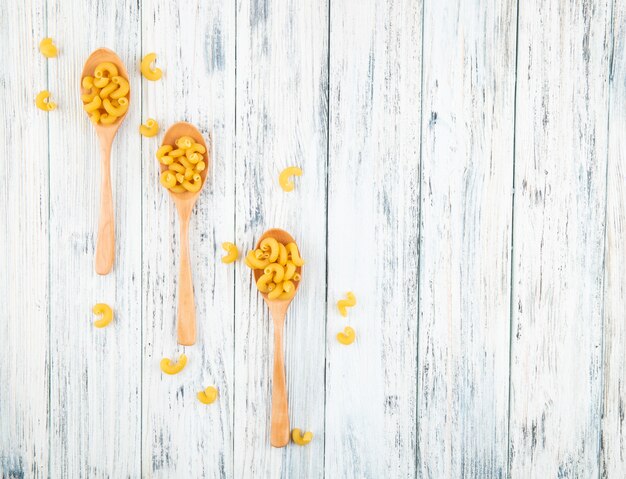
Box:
601 2 625 476
325 1 421 477
233 0 328 477
140 1 235 477
0 0 49 477
47 1 142 476
417 1 516 477
509 0 612 476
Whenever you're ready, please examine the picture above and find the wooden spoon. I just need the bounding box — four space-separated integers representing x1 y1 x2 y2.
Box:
253 228 302 448
81 48 130 275
159 122 209 346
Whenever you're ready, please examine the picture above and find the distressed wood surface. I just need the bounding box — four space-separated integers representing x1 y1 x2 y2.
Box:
141 0 235 477
325 1 421 477
2 0 625 478
234 0 328 477
0 0 49 477
417 0 516 477
46 0 143 477
601 2 625 477
509 0 612 476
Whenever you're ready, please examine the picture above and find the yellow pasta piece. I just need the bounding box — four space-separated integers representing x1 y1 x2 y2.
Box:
103 97 128 116
81 86 101 103
160 171 177 189
337 292 356 317
175 136 194 149
292 272 301 282
197 386 218 405
260 237 280 262
169 162 185 174
184 168 194 180
93 76 110 88
279 166 303 192
96 63 115 79
170 185 186 193
179 156 194 170
141 53 162 81
187 152 203 164
140 119 159 137
82 76 94 89
36 90 56 111
337 326 356 345
195 160 206 172
39 37 58 58
169 148 185 158
100 113 118 125
221 242 239 263
186 143 206 156
90 110 101 125
92 303 113 328
277 243 288 266
282 280 295 293
182 175 202 192
278 287 297 300
156 145 173 159
292 429 313 446
83 94 101 113
267 281 284 300
99 80 118 99
286 242 304 266
175 172 185 184
264 263 285 283
160 354 187 375
95 62 118 78
283 261 296 281
109 76 129 99
256 272 275 293
245 251 270 269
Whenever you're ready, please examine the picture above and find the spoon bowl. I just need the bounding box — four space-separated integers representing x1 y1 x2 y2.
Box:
81 48 130 275
254 228 302 448
254 228 302 303
159 122 209 346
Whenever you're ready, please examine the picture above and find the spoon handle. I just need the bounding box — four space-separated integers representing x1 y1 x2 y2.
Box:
95 139 114 275
177 214 196 345
270 313 289 447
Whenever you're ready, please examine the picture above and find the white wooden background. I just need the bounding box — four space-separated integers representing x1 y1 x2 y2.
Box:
0 0 624 477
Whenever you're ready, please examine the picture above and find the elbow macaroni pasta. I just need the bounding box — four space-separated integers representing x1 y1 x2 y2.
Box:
292 429 313 446
337 292 356 317
92 303 113 328
158 136 206 194
81 61 130 125
279 166 303 192
197 386 218 405
160 354 187 375
39 38 58 58
141 53 163 81
36 90 57 111
336 326 356 345
246 237 303 300
139 118 159 137
221 242 239 263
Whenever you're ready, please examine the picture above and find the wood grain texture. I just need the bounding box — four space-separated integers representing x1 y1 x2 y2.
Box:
417 0 517 477
509 0 612 476
0 0 49 477
141 0 235 476
47 1 142 476
234 0 328 476
601 2 624 476
325 0 421 477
